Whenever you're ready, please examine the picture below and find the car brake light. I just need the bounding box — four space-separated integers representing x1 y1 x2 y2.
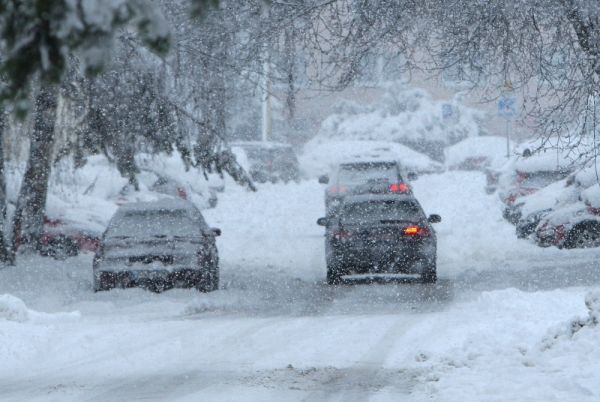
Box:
333 229 352 240
328 185 348 194
389 182 409 193
403 225 429 236
176 187 187 200
588 206 600 216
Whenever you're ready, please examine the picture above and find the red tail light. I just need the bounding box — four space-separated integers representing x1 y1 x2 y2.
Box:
176 187 188 200
333 229 352 240
403 225 429 236
328 185 348 194
588 206 600 216
389 182 409 193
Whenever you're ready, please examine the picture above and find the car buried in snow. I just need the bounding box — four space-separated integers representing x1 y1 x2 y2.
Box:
317 194 441 284
93 199 221 292
319 160 417 216
230 141 300 183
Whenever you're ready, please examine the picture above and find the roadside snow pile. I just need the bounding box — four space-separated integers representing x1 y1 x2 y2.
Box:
0 294 80 323
300 139 443 177
403 288 600 401
317 84 486 160
541 291 600 350
445 136 510 170
0 294 30 322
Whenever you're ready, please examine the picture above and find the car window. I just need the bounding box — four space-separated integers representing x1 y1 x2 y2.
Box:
342 200 424 223
338 165 399 185
106 209 202 238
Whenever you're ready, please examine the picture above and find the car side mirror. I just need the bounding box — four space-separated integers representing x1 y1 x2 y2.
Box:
318 175 330 184
428 214 442 223
407 172 418 181
316 217 329 226
210 228 222 237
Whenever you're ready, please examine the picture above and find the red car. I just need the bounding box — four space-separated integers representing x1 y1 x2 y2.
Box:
39 217 102 259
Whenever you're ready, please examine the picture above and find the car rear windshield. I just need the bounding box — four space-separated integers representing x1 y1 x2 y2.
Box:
338 164 399 185
106 209 199 238
342 200 423 223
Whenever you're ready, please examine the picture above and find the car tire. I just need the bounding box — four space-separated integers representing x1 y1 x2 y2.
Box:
421 260 437 284
94 272 113 292
564 221 600 249
326 266 343 285
196 266 219 292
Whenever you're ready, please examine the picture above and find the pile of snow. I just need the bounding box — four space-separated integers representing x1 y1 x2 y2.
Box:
0 294 80 323
0 294 30 322
317 84 486 157
300 139 443 177
445 135 510 170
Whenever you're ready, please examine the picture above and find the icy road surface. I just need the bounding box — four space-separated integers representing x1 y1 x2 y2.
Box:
1 171 600 401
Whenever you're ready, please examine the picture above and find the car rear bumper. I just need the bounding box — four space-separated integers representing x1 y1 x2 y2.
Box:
330 243 434 274
95 269 202 291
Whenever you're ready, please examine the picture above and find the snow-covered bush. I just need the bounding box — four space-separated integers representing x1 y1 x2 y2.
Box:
317 83 486 161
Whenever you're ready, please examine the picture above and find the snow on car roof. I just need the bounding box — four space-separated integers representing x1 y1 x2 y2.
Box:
445 136 510 169
300 139 443 176
116 197 197 213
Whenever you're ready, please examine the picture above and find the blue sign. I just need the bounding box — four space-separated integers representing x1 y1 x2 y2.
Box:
498 95 517 118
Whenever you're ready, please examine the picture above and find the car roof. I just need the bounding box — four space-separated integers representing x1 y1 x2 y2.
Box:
339 160 399 170
342 193 417 205
116 198 197 213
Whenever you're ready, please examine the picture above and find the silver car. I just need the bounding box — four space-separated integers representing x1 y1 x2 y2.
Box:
93 198 220 292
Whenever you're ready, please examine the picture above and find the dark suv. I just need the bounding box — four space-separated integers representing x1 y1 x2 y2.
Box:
317 194 441 284
320 161 415 216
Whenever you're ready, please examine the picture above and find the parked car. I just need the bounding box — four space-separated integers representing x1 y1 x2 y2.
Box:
231 141 300 183
445 136 510 171
317 194 441 285
320 160 415 216
93 199 220 292
534 184 600 249
116 171 218 209
38 216 102 259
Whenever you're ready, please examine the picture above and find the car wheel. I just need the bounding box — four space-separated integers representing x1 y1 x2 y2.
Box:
421 260 437 284
565 222 600 249
94 272 113 292
196 266 218 292
326 257 346 285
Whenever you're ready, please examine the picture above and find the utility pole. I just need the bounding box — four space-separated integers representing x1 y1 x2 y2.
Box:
261 0 272 142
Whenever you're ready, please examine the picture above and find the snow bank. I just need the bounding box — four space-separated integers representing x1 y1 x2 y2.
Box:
0 294 80 323
0 294 30 322
317 85 485 159
300 139 443 177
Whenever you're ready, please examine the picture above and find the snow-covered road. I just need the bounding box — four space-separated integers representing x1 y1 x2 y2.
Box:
1 171 600 401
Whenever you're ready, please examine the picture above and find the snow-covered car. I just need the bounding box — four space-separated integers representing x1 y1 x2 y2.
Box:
300 140 444 179
445 135 510 171
534 184 600 249
116 171 218 209
38 216 102 259
231 141 300 183
93 199 221 292
320 160 414 216
497 146 572 224
317 194 441 284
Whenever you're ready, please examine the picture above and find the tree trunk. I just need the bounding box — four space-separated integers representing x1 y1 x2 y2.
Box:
9 82 58 261
0 110 8 263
